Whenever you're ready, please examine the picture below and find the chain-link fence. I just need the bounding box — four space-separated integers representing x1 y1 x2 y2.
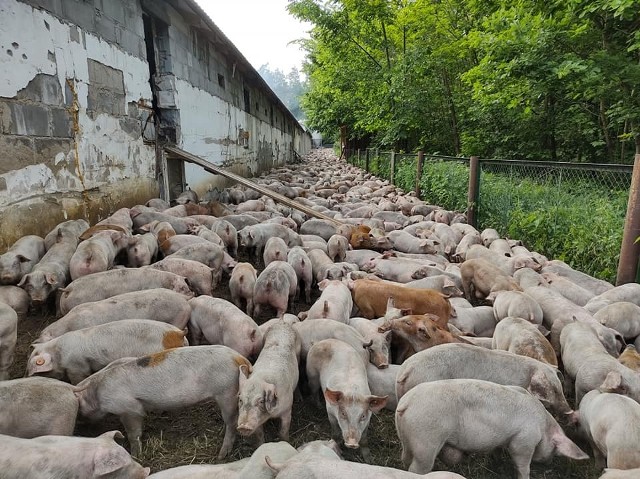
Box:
345 148 633 282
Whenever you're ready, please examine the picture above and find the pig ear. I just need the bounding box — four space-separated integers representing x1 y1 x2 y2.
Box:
385 296 396 311
527 370 551 402
44 272 58 286
417 325 431 339
324 388 343 405
443 278 456 288
264 384 278 413
318 279 329 291
368 395 388 413
29 352 53 374
401 308 412 316
99 431 125 441
537 325 551 337
600 371 625 393
239 364 251 381
16 254 31 263
17 275 29 287
250 329 257 342
383 330 392 341
93 442 133 475
552 431 589 460
362 339 373 350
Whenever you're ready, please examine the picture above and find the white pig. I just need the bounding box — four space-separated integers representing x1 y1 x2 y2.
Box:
306 338 387 461
0 303 18 380
396 379 588 477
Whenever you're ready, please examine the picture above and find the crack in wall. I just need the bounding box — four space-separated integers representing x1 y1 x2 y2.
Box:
65 77 90 216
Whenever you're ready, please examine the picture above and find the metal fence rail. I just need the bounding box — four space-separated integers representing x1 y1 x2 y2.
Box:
344 147 634 282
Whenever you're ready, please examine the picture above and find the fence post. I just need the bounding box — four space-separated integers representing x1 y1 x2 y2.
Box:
616 153 640 285
357 149 360 167
365 149 370 172
390 151 396 183
415 151 424 197
467 156 480 228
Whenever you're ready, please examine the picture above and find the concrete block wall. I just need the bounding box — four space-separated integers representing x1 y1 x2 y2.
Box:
0 0 157 251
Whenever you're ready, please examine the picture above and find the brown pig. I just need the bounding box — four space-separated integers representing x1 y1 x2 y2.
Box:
618 344 640 371
348 278 454 327
460 258 522 300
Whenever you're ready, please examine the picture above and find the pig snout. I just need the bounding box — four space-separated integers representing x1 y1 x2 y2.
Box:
343 430 361 448
236 423 255 436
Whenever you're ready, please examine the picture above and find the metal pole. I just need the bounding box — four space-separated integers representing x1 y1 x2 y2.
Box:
357 148 360 167
365 149 370 172
390 151 396 183
415 150 424 197
467 156 480 228
617 153 640 285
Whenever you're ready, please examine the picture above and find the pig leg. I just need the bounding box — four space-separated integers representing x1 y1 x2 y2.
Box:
360 427 372 463
588 438 606 470
279 410 292 442
304 282 311 303
507 435 534 479
439 445 465 466
120 413 145 458
406 440 440 474
246 298 254 317
216 397 239 460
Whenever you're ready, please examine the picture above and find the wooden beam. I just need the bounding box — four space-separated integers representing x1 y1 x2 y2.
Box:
165 146 343 226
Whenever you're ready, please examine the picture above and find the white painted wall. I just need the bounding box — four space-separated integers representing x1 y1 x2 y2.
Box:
0 1 156 208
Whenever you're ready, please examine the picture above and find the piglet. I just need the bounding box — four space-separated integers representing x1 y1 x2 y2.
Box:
287 247 312 303
304 279 353 323
69 230 128 280
230 263 258 316
126 233 158 267
0 235 45 285
253 261 297 318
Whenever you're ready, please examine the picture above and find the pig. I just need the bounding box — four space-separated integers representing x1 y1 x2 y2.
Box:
364 257 436 284
299 219 338 241
148 257 215 295
488 238 513 257
308 249 335 283
96 207 134 232
514 267 548 289
560 321 623 380
480 228 500 246
189 296 262 358
327 234 349 262
69 230 128 280
366 363 400 411
304 279 353 323
600 469 640 478
238 223 302 260
396 379 588 477
324 261 359 281
35 289 191 343
293 319 370 365
130 207 199 235
146 198 170 210
287 246 313 303
159 234 208 255
395 343 574 417
74 345 250 459
27 319 187 384
0 285 30 320
405 274 464 298
348 278 454 327
453 233 482 261
237 322 300 444
221 214 260 231
43 219 89 250
176 189 198 204
381 314 469 359
449 306 496 337
491 290 544 325
618 344 640 371
138 220 175 245
386 230 439 255
263 237 289 267
0 303 18 380
542 260 613 296
460 258 522 300
58 268 193 315
18 239 77 306
190 224 225 248
541 272 595 306
167 242 229 282
348 316 392 368
146 460 249 479
306 339 387 461
126 233 158 267
253 261 298 318
465 245 540 275
492 316 558 366
0 377 78 437
575 359 640 408
0 235 45 285
211 219 238 257
594 302 640 339
578 389 640 470
0 430 150 478
265 453 468 478
230 262 258 316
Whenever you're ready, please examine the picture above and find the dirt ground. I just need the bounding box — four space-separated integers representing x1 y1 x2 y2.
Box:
10 273 602 479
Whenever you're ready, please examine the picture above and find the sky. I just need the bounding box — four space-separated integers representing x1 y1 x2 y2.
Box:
195 0 311 73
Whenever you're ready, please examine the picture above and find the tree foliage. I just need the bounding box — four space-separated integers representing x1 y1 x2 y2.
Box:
258 64 307 121
288 0 640 161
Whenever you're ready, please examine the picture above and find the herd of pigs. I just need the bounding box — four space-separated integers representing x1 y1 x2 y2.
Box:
1 148 640 478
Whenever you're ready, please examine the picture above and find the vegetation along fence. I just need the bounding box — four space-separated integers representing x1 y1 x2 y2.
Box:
345 149 633 284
